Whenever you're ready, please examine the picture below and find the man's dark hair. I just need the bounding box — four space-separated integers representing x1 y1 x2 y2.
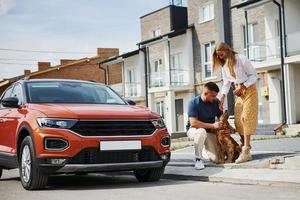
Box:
204 82 220 93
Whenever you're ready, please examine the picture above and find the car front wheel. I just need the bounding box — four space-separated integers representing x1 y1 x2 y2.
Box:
19 136 48 190
134 167 165 182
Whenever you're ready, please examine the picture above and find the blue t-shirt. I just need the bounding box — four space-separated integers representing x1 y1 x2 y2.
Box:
186 96 222 130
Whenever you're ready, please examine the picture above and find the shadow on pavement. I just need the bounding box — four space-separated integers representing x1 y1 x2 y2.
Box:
45 172 193 191
252 152 296 160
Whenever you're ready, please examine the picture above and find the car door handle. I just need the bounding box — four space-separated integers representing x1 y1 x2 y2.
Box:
0 119 4 123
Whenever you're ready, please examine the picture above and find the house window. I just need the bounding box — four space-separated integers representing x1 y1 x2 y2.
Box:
242 23 259 48
171 53 182 70
242 23 260 60
150 59 164 87
171 53 184 85
202 42 215 79
126 69 137 97
153 59 162 72
156 101 165 119
199 3 214 23
127 69 135 83
152 28 161 38
275 19 280 37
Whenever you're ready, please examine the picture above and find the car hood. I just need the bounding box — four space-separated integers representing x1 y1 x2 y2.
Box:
28 103 160 119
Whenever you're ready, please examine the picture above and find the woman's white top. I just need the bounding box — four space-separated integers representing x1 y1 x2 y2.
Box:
221 54 258 95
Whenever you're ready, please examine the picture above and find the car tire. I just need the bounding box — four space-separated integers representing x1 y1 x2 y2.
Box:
19 136 48 190
0 167 2 179
134 167 165 182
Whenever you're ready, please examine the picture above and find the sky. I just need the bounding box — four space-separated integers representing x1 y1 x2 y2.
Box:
0 0 186 80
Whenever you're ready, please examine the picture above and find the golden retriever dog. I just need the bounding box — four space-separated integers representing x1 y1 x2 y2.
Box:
216 111 241 163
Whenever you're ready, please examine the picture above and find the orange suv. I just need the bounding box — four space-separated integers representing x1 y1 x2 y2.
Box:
0 79 170 190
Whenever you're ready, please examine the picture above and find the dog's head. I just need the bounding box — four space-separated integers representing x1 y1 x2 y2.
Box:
219 110 229 123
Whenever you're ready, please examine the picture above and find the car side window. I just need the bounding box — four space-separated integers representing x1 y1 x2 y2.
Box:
11 84 23 106
0 87 14 109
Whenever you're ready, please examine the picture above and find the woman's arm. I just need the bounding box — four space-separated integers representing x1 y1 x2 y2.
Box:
241 56 258 88
221 67 232 96
220 67 231 110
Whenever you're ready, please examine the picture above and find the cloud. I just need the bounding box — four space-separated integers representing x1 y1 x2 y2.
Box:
0 0 15 16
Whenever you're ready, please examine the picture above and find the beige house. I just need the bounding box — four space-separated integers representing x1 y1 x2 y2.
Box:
231 0 300 129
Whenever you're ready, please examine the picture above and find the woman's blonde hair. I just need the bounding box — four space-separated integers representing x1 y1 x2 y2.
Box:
212 42 237 78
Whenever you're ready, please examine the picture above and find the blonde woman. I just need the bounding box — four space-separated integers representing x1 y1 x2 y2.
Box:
212 42 258 164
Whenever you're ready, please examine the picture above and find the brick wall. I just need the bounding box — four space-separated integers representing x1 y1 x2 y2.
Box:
38 62 51 71
32 58 105 83
0 48 122 97
140 7 171 41
31 48 122 84
188 0 222 88
231 0 266 55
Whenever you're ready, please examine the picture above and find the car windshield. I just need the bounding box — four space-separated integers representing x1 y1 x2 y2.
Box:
25 81 126 105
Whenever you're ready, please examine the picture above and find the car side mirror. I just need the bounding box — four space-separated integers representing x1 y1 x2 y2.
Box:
1 97 20 108
126 99 136 106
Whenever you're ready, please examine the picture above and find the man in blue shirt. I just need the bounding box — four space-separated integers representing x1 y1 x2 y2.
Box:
187 82 229 170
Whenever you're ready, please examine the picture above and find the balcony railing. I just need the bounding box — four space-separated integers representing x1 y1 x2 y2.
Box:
243 31 300 62
170 68 190 86
149 72 167 88
243 37 280 63
124 82 142 98
149 68 191 88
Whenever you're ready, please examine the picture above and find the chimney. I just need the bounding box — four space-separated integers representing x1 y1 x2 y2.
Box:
97 48 119 59
60 59 76 65
24 70 31 76
38 62 51 71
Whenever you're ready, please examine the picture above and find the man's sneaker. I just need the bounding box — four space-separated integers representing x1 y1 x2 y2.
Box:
235 146 252 164
195 159 205 170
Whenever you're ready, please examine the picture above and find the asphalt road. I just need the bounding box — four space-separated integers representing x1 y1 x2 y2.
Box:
0 169 299 200
1 138 300 200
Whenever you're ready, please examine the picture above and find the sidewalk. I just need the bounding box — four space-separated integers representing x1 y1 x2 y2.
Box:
165 138 300 187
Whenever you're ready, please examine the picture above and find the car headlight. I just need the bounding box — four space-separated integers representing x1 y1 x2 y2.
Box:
151 118 166 129
37 118 77 129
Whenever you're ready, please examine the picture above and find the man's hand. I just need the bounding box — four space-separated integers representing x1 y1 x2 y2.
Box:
212 122 223 130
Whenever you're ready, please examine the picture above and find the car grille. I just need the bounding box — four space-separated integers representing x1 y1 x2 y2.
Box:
70 120 156 137
68 147 161 164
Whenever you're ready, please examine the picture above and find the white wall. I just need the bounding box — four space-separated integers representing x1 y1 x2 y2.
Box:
267 70 282 124
294 64 300 122
285 0 300 55
169 29 194 86
285 0 300 34
123 52 145 97
264 3 280 59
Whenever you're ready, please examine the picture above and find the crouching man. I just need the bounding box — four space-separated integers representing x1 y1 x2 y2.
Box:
187 82 228 170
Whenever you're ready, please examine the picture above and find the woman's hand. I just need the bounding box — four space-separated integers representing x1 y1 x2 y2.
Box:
219 94 225 111
233 84 246 96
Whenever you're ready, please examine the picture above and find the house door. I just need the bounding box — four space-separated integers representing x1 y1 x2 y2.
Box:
175 99 184 132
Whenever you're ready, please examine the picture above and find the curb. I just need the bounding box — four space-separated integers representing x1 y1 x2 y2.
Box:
208 176 300 187
163 171 300 187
